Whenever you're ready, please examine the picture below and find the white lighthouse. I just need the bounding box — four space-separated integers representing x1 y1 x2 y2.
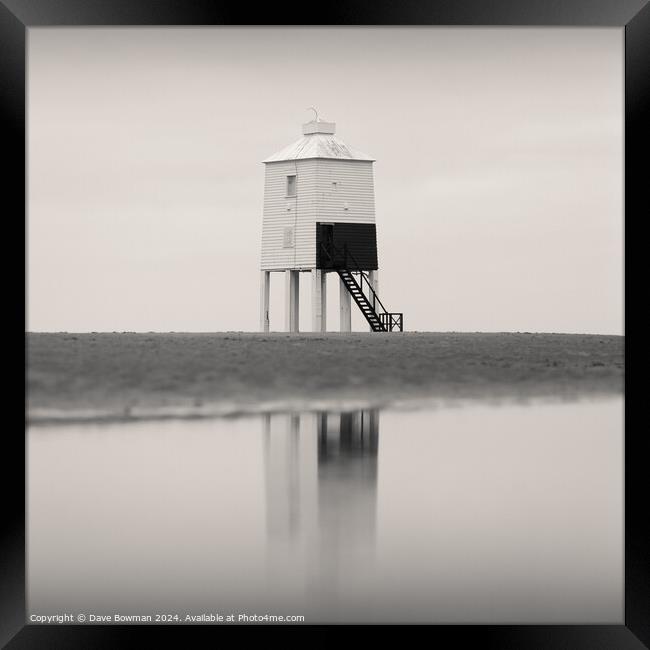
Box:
259 114 402 333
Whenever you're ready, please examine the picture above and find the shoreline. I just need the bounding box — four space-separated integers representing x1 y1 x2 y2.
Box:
28 391 623 427
27 332 624 426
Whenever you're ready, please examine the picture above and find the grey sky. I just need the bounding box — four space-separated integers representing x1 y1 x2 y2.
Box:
28 27 623 334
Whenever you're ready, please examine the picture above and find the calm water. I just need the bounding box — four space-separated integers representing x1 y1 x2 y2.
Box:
27 398 623 624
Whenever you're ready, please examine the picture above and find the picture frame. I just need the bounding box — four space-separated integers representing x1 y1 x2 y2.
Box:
5 0 646 645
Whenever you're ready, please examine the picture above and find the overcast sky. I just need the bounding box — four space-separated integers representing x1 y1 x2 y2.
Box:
28 27 623 334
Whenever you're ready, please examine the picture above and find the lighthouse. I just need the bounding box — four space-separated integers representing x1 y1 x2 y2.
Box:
259 114 402 333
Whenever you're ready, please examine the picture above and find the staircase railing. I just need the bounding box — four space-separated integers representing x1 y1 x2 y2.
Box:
320 241 403 332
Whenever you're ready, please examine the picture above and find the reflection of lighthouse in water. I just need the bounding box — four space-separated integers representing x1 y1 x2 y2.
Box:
262 410 379 615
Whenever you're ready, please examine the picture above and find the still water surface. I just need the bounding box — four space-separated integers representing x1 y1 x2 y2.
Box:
28 398 623 624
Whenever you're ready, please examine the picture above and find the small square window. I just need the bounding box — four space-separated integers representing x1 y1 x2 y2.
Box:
287 175 296 197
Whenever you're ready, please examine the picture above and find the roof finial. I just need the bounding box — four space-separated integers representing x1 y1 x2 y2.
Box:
307 106 319 122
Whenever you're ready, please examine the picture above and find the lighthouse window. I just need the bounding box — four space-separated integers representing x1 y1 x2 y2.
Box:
286 175 296 197
283 226 295 248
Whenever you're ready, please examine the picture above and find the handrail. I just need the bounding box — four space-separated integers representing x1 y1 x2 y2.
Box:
319 240 403 331
320 241 389 316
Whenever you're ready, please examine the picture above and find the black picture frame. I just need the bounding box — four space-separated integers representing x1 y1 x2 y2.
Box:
5 1 646 646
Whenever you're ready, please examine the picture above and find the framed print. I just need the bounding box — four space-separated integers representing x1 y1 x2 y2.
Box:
5 0 648 646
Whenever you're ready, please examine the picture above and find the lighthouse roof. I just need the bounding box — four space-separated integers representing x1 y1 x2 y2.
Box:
263 120 375 163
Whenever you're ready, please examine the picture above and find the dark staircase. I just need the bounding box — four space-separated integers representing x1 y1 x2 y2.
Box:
321 242 403 332
338 269 388 332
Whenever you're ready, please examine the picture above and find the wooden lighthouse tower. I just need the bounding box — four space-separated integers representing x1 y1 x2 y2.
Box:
259 114 402 333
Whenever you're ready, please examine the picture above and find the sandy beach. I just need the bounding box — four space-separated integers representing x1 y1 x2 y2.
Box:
26 332 624 423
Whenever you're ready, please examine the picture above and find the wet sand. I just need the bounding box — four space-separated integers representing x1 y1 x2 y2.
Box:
27 332 623 422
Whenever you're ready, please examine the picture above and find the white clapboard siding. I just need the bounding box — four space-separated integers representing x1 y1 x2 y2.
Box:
260 158 376 271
